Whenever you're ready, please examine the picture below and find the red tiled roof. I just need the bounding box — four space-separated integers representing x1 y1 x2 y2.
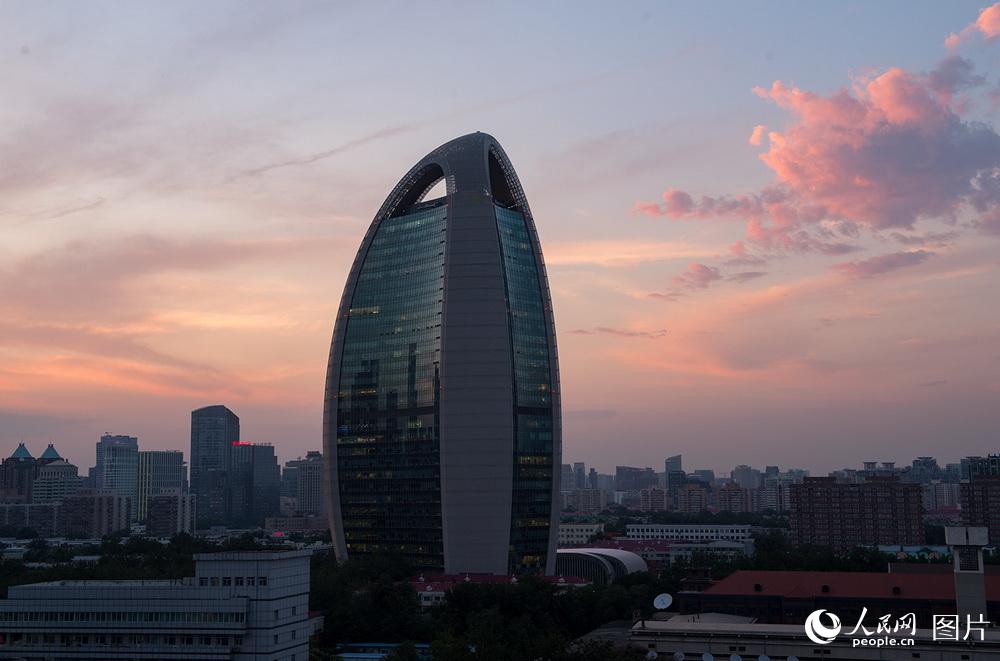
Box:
703 570 1000 601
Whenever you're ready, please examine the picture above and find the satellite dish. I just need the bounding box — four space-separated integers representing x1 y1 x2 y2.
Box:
646 651 658 660
674 653 684 661
654 593 673 610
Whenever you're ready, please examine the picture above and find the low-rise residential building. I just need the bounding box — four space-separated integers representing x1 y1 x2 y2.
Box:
562 489 608 514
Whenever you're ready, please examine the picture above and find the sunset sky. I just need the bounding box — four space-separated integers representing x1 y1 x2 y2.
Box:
2 1 999 475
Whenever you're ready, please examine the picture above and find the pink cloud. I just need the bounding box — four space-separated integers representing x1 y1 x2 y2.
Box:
673 263 722 289
637 52 1000 252
831 250 934 278
946 2 1000 48
748 124 767 146
976 206 1000 235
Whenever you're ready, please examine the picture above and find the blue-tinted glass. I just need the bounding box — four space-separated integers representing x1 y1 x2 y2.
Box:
496 204 554 573
336 203 447 569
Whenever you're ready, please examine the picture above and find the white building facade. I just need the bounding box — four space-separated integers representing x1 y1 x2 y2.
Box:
0 550 320 660
557 523 605 546
626 523 752 544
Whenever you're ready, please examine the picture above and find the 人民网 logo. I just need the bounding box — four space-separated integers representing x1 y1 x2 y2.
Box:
805 609 842 645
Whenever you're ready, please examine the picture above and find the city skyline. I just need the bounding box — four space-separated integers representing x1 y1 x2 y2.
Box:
3 2 1000 474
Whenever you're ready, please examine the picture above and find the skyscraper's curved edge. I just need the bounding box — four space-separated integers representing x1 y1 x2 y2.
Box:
323 133 561 573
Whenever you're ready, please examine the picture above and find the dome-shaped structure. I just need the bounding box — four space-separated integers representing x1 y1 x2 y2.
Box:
10 443 33 460
323 133 561 575
39 444 62 462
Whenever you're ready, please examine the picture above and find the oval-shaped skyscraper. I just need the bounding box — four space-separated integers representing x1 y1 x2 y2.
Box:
323 133 561 575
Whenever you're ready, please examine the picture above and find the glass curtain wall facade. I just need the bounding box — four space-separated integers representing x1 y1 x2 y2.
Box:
324 133 561 575
335 202 446 569
495 204 554 573
190 405 239 527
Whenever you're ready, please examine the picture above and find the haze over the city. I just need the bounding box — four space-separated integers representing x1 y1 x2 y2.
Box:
2 1 999 473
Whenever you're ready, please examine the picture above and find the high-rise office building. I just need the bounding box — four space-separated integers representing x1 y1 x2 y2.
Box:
94 434 137 489
61 489 131 538
228 443 280 527
137 450 186 522
324 133 561 574
190 405 239 527
615 466 658 492
100 441 138 521
731 464 762 490
573 462 586 490
295 451 324 517
560 464 575 494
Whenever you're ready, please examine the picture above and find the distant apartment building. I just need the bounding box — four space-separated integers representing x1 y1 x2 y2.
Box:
639 487 668 512
967 455 1000 479
961 475 1000 545
61 489 131 538
717 482 751 513
146 490 196 538
675 483 709 513
0 550 321 660
790 476 924 550
0 503 60 537
923 480 961 510
137 450 186 522
557 523 605 546
563 489 608 514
